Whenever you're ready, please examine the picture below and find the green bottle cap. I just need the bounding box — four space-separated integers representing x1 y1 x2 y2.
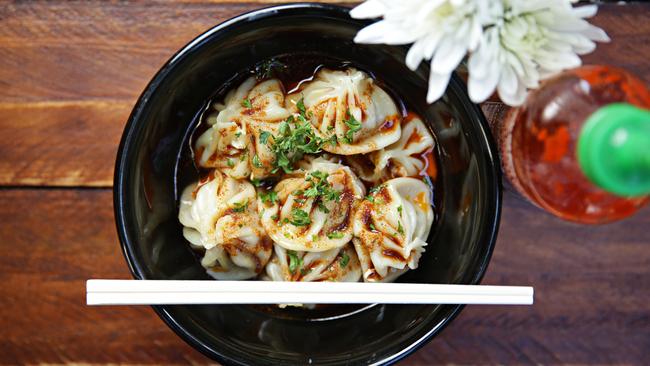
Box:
577 103 650 197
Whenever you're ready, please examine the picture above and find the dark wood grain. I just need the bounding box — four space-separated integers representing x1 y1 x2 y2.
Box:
0 2 648 186
0 102 128 187
0 189 648 364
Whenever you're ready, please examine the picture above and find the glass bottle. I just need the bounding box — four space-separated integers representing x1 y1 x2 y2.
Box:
498 65 650 224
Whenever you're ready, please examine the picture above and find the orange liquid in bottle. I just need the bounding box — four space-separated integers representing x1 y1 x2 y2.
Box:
499 65 650 224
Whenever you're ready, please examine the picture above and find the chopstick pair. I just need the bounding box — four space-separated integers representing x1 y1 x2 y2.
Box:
86 280 534 305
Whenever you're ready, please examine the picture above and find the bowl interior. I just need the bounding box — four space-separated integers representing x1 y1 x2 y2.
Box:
115 4 501 365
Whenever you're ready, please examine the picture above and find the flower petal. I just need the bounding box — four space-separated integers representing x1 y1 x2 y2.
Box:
468 60 500 103
426 69 452 103
581 24 610 42
354 21 417 45
572 5 598 19
431 35 467 74
497 72 527 106
350 0 388 19
406 39 427 70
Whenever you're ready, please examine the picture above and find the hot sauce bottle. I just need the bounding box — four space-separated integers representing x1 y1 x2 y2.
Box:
499 65 650 224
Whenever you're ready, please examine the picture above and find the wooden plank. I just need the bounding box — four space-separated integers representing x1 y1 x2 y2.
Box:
0 2 648 187
0 101 129 187
0 2 258 102
0 189 648 364
0 189 211 364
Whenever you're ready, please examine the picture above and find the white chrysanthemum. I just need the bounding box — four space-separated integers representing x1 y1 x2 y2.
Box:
352 0 490 103
351 0 609 106
467 0 610 106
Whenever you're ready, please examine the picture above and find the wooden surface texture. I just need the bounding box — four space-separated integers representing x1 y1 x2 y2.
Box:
0 1 648 365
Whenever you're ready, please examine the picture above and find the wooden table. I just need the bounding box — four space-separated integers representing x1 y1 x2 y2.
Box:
1 1 648 364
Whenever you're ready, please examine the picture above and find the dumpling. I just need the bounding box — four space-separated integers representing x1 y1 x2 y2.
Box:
286 68 401 155
259 160 366 252
352 177 434 282
346 115 435 183
263 244 361 282
178 170 272 279
194 77 290 179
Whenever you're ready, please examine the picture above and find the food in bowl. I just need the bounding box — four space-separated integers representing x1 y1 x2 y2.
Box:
178 59 438 284
115 4 501 363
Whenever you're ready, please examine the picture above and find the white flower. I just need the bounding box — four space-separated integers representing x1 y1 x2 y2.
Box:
468 0 610 105
352 0 491 103
351 0 609 106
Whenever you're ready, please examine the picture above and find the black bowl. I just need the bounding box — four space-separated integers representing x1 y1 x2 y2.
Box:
114 3 501 365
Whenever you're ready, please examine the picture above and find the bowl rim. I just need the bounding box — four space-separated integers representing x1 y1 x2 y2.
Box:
114 3 502 365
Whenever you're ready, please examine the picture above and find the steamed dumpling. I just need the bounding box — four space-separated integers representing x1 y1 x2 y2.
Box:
194 77 290 179
263 244 361 282
259 160 366 252
287 68 401 155
346 115 435 184
352 177 434 282
178 170 272 279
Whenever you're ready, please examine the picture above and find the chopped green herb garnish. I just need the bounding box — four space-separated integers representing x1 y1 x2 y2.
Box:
365 195 375 203
293 189 304 196
311 234 319 242
397 205 403 215
340 252 350 268
327 231 344 239
227 159 235 168
279 121 290 135
232 199 248 213
369 222 376 231
296 97 307 116
290 208 311 226
310 170 328 180
235 131 242 138
271 214 279 220
252 154 263 168
397 221 404 235
242 98 252 108
251 178 262 187
255 59 287 79
300 267 312 276
305 171 341 202
343 109 362 144
317 202 330 213
287 250 303 274
369 185 383 194
259 190 278 205
239 152 247 161
328 134 338 146
268 120 325 173
260 131 271 145
265 99 330 173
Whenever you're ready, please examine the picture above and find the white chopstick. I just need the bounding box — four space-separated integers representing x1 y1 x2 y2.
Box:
86 280 533 305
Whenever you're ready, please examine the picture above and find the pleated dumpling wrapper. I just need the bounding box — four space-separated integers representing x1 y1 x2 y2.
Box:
195 77 290 179
348 115 435 184
263 244 361 282
259 160 366 252
287 68 401 155
352 177 434 282
178 170 272 279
